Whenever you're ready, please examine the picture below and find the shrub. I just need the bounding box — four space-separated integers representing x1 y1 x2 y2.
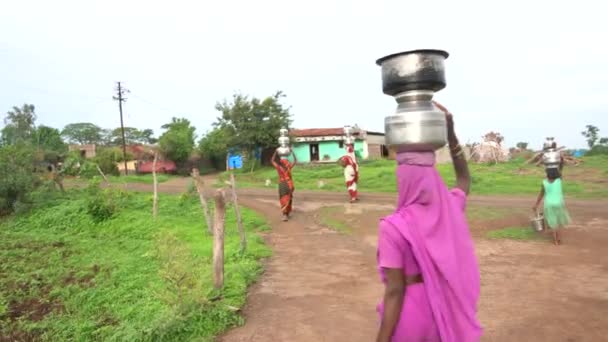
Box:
84 179 125 222
0 144 39 215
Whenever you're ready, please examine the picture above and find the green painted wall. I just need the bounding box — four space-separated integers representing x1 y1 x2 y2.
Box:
292 140 366 163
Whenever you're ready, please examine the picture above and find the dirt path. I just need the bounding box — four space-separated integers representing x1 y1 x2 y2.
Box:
219 198 381 341
123 178 608 341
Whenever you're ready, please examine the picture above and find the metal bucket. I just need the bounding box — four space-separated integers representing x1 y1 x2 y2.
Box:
530 213 544 232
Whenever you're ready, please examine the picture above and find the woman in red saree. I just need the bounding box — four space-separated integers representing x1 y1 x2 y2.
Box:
271 149 297 221
340 144 359 202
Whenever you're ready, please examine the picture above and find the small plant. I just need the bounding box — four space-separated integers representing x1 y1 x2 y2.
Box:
85 179 122 222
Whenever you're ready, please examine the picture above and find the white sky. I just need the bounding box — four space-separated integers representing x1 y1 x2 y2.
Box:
1 0 606 149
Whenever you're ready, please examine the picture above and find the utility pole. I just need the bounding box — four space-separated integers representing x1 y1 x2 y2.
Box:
113 82 130 175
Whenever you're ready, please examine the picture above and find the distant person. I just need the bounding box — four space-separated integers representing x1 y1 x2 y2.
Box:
339 144 359 203
271 149 297 222
533 167 570 245
376 102 482 342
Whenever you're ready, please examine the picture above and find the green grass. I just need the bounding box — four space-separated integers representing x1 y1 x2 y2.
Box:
486 226 539 240
0 190 270 341
107 174 173 184
221 156 608 198
318 206 350 233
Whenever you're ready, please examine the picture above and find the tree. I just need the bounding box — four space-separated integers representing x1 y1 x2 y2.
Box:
581 125 600 148
33 125 67 153
158 117 196 163
214 91 292 168
199 128 229 169
0 144 38 215
516 142 529 150
2 104 37 145
61 123 103 145
108 127 157 145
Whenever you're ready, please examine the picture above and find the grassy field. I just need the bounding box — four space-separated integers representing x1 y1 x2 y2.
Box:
107 174 173 184
220 156 608 198
0 190 270 341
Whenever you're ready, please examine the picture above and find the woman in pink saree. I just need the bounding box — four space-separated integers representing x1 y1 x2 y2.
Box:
376 103 482 342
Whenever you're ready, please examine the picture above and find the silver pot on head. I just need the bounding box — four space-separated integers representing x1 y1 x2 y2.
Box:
376 49 449 152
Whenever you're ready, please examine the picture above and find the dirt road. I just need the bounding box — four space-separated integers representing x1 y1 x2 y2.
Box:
128 178 608 341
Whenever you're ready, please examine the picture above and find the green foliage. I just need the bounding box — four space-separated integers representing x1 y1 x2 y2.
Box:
581 125 600 148
61 123 103 145
0 144 39 215
0 192 270 341
159 118 196 163
1 104 37 145
84 179 123 222
214 91 292 161
199 128 229 169
108 127 157 145
93 147 131 176
516 142 529 150
33 125 67 153
586 145 608 156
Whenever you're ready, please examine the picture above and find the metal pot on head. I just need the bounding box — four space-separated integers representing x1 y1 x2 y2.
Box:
277 128 291 156
376 49 449 152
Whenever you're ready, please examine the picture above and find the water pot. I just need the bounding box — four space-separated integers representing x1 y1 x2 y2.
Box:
543 150 560 169
376 50 449 152
277 128 291 156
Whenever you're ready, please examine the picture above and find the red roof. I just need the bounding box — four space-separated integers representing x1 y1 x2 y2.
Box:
290 128 362 137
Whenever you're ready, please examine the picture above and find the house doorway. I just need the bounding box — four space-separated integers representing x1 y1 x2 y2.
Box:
309 144 320 162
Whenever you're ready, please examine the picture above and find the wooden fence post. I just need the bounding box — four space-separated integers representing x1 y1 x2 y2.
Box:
152 153 159 219
229 173 247 253
191 168 213 235
213 189 226 289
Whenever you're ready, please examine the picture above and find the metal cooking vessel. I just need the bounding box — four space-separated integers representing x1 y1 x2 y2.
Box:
543 150 560 168
277 146 291 156
343 126 353 137
531 213 544 232
376 49 448 96
278 136 290 147
383 90 447 152
277 128 291 156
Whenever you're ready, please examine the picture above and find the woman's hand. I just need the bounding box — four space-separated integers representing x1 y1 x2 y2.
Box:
434 101 456 144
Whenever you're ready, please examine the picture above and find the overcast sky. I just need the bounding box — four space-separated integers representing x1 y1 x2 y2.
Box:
1 0 606 149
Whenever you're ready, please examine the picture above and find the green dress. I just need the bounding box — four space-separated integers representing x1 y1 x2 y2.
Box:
543 178 571 229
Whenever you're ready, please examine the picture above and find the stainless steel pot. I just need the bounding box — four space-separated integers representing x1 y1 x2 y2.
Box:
531 212 544 232
377 50 449 152
277 146 291 156
384 90 447 152
543 150 560 168
343 125 353 137
376 49 448 96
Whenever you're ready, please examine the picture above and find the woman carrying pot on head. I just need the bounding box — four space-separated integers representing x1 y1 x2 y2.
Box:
271 149 297 222
376 102 482 342
533 166 570 245
340 143 359 203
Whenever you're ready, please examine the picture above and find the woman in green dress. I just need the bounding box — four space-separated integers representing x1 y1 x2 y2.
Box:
533 168 571 245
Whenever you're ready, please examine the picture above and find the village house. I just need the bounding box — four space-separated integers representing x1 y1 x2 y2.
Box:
68 144 96 159
290 128 387 163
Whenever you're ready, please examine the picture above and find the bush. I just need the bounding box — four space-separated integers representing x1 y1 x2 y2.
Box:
586 145 608 156
93 147 125 176
0 144 39 215
84 179 126 222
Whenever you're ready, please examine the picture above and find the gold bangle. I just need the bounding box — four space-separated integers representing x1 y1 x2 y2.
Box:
450 144 462 152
